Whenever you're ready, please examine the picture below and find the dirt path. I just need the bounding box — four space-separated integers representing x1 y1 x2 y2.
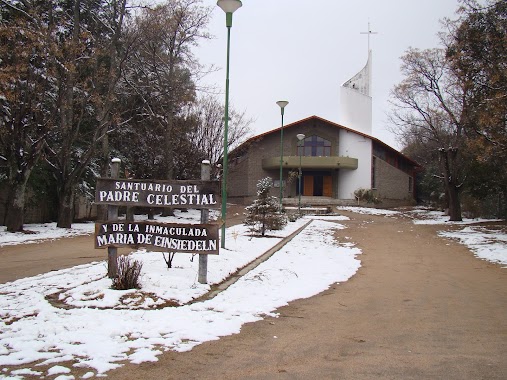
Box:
0 235 131 284
1 210 506 379
105 211 507 380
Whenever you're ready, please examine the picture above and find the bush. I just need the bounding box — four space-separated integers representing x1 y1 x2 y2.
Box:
461 192 507 219
112 256 143 290
354 188 382 205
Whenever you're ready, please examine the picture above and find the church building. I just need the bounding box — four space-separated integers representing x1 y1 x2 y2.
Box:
227 49 420 207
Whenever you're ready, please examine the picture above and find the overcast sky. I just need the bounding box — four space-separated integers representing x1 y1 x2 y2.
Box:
195 0 461 149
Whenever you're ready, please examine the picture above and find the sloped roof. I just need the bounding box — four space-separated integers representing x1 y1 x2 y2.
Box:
231 115 421 168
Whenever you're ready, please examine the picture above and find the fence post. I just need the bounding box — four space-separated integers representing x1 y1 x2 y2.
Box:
107 158 121 278
198 160 211 284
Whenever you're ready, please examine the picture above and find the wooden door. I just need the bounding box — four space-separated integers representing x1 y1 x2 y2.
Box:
303 175 314 196
323 176 333 197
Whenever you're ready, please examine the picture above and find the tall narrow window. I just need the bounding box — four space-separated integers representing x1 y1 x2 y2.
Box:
297 135 331 157
408 176 413 192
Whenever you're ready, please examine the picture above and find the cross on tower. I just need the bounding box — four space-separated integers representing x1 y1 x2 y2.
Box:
360 21 378 52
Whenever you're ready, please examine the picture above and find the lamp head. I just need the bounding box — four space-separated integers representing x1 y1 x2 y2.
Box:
276 100 289 109
217 0 242 14
297 133 305 141
276 100 289 116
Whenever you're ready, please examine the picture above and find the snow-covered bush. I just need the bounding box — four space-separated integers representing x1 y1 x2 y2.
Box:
244 177 287 236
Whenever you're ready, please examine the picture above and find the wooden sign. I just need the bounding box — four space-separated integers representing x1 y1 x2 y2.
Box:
95 221 219 254
95 178 220 209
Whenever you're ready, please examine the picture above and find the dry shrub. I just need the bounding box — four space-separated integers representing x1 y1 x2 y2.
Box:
112 256 143 290
354 188 382 205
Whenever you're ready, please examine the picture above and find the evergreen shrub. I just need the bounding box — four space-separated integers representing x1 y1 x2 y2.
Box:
244 177 287 236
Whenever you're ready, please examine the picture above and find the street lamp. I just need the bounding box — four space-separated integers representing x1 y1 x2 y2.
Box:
296 133 305 214
217 0 242 249
276 100 289 209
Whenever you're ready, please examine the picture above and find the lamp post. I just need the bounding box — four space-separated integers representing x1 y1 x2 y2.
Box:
217 0 242 249
276 100 288 209
296 133 305 214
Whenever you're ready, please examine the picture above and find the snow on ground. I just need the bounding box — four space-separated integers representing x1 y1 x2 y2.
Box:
0 222 95 247
0 207 505 379
406 209 505 267
439 226 507 266
0 212 358 379
336 206 401 216
338 206 507 266
405 207 500 225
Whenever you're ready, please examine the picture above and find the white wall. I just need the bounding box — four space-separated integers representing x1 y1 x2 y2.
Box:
338 130 372 199
339 87 372 135
337 50 374 199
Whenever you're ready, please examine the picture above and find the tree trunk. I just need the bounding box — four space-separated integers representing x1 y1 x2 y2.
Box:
440 148 462 222
161 138 175 217
501 187 507 219
57 184 75 228
97 135 110 221
4 182 27 232
261 214 266 236
447 184 462 221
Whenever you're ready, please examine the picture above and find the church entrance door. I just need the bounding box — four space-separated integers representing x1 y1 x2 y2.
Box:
301 173 333 197
303 175 314 196
323 176 333 197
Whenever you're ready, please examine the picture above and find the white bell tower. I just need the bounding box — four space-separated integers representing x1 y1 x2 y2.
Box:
339 23 377 135
337 23 377 199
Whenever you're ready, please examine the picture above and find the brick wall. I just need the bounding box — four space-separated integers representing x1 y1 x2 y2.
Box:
229 119 342 200
228 118 417 206
228 153 250 198
374 156 415 202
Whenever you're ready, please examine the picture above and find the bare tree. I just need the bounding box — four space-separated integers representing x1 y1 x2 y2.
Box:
187 94 253 166
390 48 471 221
121 0 212 182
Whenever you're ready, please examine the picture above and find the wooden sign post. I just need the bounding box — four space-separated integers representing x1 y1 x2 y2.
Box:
95 159 221 282
107 158 121 278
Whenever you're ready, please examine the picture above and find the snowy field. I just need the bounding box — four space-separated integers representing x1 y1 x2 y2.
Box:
0 207 506 379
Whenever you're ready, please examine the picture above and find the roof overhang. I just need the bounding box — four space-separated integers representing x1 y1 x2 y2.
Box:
262 156 358 170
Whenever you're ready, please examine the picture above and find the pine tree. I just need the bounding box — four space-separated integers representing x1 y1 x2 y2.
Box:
244 177 287 236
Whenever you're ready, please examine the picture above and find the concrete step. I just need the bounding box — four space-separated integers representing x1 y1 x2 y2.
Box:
282 196 356 207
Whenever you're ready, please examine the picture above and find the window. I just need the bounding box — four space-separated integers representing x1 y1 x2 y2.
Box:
408 176 413 193
298 135 331 157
